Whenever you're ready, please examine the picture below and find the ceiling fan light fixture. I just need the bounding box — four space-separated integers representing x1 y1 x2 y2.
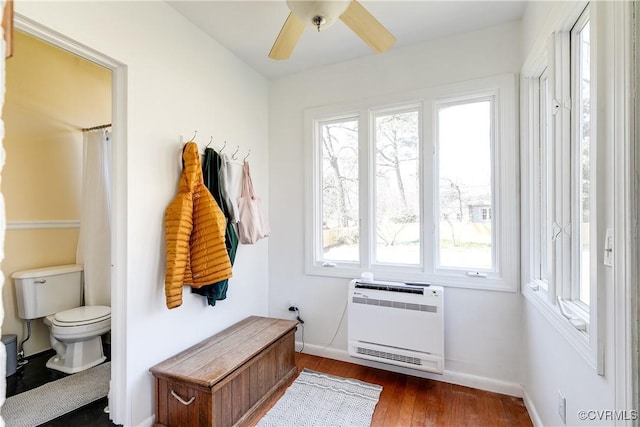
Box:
286 0 351 31
268 0 395 60
311 16 326 31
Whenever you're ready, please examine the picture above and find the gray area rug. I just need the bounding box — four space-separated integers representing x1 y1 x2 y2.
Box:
257 368 383 427
1 361 110 427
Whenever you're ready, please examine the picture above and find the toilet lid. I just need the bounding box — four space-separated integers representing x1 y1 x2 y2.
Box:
53 305 111 324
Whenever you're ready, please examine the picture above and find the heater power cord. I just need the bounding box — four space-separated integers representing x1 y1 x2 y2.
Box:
288 306 305 353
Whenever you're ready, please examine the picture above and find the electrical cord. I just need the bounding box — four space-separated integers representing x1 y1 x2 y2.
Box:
324 299 348 350
288 306 305 353
299 323 305 353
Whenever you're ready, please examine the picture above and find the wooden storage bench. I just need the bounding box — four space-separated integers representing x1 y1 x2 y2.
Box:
149 316 298 427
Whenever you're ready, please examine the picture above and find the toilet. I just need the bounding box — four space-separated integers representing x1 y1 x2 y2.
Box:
12 264 111 374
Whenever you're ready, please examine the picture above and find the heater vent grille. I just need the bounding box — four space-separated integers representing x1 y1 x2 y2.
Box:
355 283 424 294
352 297 437 313
356 347 422 366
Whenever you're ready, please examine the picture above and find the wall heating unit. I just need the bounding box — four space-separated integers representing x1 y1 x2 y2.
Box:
347 279 444 374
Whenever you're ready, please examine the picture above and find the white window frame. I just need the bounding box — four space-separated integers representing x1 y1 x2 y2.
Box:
310 111 362 268
522 47 555 304
521 2 603 373
433 94 497 274
534 67 552 294
304 74 518 292
569 9 593 314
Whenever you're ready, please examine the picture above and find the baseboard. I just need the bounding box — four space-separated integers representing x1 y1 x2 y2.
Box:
522 389 543 427
298 342 524 398
135 415 155 427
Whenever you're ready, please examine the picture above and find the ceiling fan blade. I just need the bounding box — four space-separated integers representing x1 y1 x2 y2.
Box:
268 12 305 60
340 0 396 54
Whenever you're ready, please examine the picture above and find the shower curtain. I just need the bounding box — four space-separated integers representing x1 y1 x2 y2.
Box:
76 129 111 307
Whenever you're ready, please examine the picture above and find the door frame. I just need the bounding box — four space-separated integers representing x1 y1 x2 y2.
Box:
633 2 640 424
612 1 638 425
11 14 128 424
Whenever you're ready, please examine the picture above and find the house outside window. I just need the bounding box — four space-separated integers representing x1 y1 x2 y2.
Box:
467 205 492 223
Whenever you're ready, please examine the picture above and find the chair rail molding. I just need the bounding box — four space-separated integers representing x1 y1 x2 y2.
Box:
6 220 80 230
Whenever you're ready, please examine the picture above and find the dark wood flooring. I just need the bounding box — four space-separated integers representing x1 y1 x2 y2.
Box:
7 348 532 426
249 353 533 427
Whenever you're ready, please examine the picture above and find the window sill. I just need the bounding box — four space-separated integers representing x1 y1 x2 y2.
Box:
556 297 589 332
305 264 517 293
522 282 597 370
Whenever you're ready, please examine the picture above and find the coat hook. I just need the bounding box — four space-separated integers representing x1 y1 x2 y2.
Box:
190 130 198 142
206 136 213 148
232 145 240 160
243 149 251 163
219 141 227 153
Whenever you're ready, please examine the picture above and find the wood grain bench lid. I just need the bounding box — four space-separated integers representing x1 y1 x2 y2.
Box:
149 316 298 388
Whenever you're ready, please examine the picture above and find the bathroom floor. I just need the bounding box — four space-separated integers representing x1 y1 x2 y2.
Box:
6 343 120 427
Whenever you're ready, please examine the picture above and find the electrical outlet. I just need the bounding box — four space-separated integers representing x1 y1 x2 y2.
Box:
558 391 566 424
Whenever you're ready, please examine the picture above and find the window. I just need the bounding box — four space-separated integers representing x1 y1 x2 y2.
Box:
522 3 601 371
526 61 556 302
436 99 494 271
481 208 492 222
305 75 518 291
571 13 591 308
535 68 552 291
373 108 421 265
319 117 359 264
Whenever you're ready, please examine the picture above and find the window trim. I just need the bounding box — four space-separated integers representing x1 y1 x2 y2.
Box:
304 74 518 292
310 110 362 269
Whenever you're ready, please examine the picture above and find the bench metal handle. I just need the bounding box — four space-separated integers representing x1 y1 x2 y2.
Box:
170 390 196 406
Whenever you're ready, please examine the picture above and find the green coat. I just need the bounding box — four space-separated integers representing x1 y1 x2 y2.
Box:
192 147 239 306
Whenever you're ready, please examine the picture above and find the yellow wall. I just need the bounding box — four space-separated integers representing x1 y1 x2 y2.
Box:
1 31 111 356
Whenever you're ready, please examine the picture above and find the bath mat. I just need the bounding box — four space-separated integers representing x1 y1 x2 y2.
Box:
257 368 382 427
1 361 110 427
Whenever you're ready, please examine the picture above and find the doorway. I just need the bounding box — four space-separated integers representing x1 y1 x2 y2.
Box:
1 15 127 423
2 29 111 358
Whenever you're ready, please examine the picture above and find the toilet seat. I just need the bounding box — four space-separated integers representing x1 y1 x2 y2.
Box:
51 305 111 327
44 305 111 344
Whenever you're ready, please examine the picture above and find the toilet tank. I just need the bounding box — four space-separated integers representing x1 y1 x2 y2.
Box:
12 264 83 320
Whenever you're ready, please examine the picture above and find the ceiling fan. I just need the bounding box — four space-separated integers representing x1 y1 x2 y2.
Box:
268 0 396 60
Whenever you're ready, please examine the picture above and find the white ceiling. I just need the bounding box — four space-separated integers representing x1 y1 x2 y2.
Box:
167 1 527 80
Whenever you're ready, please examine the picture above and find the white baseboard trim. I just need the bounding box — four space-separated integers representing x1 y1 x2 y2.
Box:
297 342 524 398
522 389 543 427
133 415 155 427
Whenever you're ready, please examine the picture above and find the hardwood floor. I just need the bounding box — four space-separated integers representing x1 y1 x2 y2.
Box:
249 353 532 427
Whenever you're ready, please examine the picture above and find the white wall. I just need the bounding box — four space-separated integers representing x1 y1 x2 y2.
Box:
523 303 615 426
268 21 524 392
12 2 269 426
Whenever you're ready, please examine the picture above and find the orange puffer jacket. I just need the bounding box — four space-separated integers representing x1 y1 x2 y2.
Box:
164 142 232 309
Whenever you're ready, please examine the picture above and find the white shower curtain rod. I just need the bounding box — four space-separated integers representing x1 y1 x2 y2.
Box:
81 123 111 132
